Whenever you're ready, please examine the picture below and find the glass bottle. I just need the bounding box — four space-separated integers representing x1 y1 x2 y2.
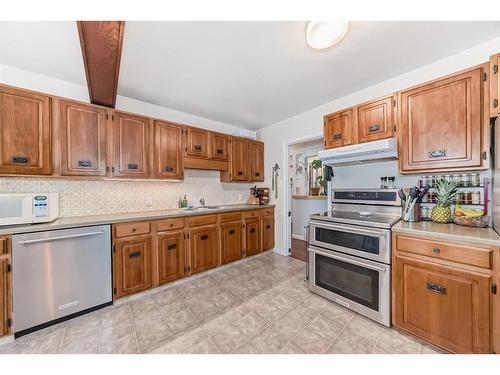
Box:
380 177 388 189
388 177 395 189
471 191 481 205
472 173 481 187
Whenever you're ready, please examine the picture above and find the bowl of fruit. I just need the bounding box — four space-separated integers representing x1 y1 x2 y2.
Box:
452 204 489 228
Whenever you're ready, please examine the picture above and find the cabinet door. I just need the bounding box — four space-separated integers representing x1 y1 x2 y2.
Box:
153 120 184 180
230 137 249 181
185 127 208 158
0 86 51 175
59 100 108 176
157 231 185 284
393 254 491 353
399 67 483 173
490 53 499 117
323 108 354 149
357 95 395 143
245 218 261 256
209 132 229 161
112 112 151 178
0 257 6 336
261 216 275 251
221 221 243 264
189 225 218 274
249 141 264 182
114 236 152 299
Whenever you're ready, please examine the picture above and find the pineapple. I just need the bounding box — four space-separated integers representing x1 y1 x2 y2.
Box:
431 179 459 224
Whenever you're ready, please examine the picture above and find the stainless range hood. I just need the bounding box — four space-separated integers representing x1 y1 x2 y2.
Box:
318 138 398 166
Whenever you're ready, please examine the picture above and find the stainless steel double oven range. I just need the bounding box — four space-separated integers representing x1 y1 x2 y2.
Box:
306 189 402 327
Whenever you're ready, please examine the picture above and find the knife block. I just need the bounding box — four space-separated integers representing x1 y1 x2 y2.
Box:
247 196 260 205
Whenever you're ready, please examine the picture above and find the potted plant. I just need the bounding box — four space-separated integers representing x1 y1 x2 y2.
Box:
310 159 327 196
431 179 459 223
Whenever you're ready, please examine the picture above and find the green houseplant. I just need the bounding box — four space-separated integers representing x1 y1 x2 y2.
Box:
310 159 327 196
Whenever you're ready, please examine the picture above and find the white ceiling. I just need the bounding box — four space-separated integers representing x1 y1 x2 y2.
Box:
1 21 500 129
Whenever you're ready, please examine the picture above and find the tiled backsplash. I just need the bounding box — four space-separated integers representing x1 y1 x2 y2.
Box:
0 170 253 218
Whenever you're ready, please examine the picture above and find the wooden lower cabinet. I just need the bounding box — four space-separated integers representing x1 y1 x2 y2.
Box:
157 230 185 284
392 234 495 354
245 218 261 256
113 235 152 299
189 225 219 274
221 221 243 264
0 237 11 337
261 216 275 251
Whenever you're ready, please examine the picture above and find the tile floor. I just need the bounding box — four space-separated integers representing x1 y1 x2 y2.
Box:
0 251 444 354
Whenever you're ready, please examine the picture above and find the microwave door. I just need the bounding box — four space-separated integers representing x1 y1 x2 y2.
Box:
0 195 32 226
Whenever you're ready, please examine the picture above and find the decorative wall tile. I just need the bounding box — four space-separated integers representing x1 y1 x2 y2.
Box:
0 170 253 218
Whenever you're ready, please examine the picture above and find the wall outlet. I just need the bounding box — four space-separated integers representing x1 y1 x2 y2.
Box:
145 197 153 207
238 193 243 200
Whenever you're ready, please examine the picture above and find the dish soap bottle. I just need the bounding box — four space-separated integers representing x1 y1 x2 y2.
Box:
178 197 183 208
182 195 188 208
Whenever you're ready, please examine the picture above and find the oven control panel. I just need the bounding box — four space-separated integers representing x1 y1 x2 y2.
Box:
332 190 401 205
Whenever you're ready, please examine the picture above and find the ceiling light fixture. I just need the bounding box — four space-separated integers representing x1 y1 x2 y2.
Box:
306 21 349 50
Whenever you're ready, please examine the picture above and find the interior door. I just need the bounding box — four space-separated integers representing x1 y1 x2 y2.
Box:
209 132 229 161
249 141 264 182
399 67 483 172
221 221 242 264
357 95 395 143
393 254 490 353
231 137 249 181
157 231 185 284
153 120 184 180
245 218 261 256
59 100 108 176
189 225 218 274
114 236 152 299
0 86 51 175
185 127 208 158
323 108 354 149
112 111 151 178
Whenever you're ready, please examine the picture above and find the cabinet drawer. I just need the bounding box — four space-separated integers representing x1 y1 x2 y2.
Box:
156 218 184 232
243 210 261 219
219 211 242 223
259 208 274 217
395 235 492 269
114 221 151 238
187 214 217 227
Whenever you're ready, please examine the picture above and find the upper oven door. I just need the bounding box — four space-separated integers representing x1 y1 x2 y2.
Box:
309 220 391 264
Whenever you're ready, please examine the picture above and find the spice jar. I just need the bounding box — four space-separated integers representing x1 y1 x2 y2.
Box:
457 192 465 204
472 173 481 187
460 174 468 187
463 192 472 205
380 177 388 189
471 191 481 205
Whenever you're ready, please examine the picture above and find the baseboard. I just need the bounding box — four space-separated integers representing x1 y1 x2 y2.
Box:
272 247 289 256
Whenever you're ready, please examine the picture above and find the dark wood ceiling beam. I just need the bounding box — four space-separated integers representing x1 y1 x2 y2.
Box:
77 21 125 108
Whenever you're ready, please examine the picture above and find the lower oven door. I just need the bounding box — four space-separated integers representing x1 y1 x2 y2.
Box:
308 245 391 327
309 220 391 264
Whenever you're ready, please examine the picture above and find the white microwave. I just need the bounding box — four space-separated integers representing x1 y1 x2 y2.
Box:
0 193 59 226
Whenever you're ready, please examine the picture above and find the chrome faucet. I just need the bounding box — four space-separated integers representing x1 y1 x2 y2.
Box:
199 197 206 207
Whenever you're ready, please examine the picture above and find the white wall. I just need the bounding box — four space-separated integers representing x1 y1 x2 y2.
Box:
258 36 500 254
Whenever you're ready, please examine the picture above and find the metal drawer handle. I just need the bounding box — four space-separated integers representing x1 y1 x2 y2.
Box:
167 243 177 250
18 230 105 245
228 229 235 235
194 145 202 151
426 282 447 295
237 171 243 176
250 228 256 233
129 251 141 258
216 149 224 154
333 133 342 140
200 234 209 240
368 124 380 132
255 172 260 177
428 150 446 158
127 163 138 170
164 166 174 172
432 248 440 254
78 160 92 168
11 156 30 164
265 225 271 229
494 99 498 108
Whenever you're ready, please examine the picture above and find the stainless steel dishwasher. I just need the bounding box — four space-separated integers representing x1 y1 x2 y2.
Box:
12 225 112 336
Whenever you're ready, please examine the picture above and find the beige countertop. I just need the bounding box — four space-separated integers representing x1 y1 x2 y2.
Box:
0 203 275 236
392 221 500 247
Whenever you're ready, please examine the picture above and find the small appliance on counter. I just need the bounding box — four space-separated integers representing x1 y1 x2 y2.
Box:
0 193 59 226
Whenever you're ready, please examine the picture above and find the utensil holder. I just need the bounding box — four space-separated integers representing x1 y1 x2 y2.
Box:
403 203 421 222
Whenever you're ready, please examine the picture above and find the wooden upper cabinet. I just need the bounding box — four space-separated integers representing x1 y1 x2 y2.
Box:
490 53 499 118
249 141 264 182
208 132 229 161
157 230 185 285
185 127 208 158
112 111 151 178
113 235 152 299
399 66 485 173
153 120 184 180
221 221 243 264
0 85 51 175
393 254 491 353
357 95 395 143
188 225 218 274
58 100 108 176
230 137 250 181
323 108 354 149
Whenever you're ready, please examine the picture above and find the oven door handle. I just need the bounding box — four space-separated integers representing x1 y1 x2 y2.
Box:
304 225 310 280
309 221 388 237
308 247 387 273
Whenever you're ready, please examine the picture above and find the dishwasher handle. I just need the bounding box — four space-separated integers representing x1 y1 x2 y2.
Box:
17 230 106 245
